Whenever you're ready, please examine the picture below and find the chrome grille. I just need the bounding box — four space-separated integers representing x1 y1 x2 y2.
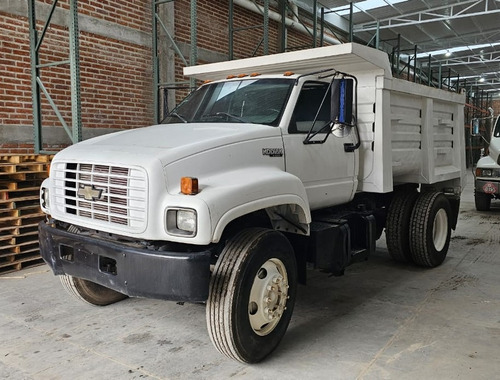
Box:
52 162 147 230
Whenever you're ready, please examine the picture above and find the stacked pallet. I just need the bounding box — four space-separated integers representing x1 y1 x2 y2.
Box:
0 155 52 274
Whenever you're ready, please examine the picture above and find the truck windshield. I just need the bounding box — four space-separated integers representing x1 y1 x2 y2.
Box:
163 78 294 126
494 116 500 138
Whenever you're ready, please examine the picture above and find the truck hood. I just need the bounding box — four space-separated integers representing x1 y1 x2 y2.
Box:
54 123 282 165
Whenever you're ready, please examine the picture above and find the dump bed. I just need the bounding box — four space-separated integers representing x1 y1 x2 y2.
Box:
185 43 466 193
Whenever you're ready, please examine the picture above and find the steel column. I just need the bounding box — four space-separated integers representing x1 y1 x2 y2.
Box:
28 0 82 153
69 0 82 143
190 0 197 89
263 0 269 55
312 0 317 48
153 0 195 121
349 2 353 42
28 0 43 153
229 0 234 59
152 0 159 123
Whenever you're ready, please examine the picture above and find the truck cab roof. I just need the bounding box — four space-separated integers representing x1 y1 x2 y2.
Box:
184 42 392 82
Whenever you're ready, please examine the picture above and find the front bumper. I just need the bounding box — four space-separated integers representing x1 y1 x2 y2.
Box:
475 178 500 196
39 221 211 302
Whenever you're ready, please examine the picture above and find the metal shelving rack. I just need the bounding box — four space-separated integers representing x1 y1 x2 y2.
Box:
28 0 82 154
30 0 488 153
152 0 198 124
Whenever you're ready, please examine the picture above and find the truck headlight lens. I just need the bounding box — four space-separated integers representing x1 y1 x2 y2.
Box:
476 168 500 177
40 187 50 212
177 210 196 232
476 168 496 177
166 208 197 236
483 169 493 177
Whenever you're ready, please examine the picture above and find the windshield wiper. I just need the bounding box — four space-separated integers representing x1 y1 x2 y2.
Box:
216 112 247 123
169 112 188 123
201 112 249 123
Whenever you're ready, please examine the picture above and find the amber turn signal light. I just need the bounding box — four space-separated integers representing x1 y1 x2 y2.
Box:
181 177 199 195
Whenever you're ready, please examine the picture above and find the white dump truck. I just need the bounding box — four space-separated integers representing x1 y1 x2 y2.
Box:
474 114 500 211
39 43 466 363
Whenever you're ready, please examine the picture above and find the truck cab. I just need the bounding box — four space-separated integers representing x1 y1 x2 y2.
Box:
474 115 500 211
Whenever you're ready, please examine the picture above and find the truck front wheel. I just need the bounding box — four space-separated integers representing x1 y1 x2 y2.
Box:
475 191 491 211
60 275 128 306
409 192 451 267
207 228 297 363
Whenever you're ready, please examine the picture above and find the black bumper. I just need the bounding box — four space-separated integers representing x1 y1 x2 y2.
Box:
39 221 211 302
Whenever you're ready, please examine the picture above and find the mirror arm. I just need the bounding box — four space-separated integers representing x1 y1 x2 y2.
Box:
303 121 333 145
342 74 360 152
343 120 360 152
303 79 335 144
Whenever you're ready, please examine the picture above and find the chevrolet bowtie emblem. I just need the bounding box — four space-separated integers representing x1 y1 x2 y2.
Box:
77 185 104 201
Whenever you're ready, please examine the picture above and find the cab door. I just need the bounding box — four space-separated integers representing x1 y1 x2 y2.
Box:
283 81 358 210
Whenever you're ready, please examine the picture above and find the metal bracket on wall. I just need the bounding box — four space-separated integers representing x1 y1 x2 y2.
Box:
28 0 82 154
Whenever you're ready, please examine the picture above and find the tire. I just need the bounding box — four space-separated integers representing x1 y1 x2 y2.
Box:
475 191 491 211
60 275 128 306
385 190 419 263
207 228 297 363
409 192 451 267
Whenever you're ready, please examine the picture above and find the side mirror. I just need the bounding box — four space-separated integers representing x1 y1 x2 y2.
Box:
331 78 353 125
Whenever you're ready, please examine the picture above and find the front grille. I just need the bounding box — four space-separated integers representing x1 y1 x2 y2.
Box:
52 162 148 230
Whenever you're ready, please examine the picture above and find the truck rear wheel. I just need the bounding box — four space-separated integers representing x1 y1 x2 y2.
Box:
385 190 419 263
475 191 491 211
409 192 451 267
207 228 297 363
60 275 127 306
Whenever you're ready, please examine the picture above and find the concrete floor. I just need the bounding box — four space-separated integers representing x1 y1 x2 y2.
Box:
1 171 499 379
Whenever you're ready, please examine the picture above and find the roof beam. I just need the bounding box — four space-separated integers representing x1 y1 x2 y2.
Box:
432 56 500 67
354 0 500 32
414 30 500 52
421 52 500 65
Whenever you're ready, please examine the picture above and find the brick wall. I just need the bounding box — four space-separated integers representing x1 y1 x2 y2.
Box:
0 1 153 154
1 1 496 155
1 0 330 154
0 13 33 152
171 0 322 101
490 99 500 117
173 0 321 61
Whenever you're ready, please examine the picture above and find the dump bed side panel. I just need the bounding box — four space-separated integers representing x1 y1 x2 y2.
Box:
357 77 465 193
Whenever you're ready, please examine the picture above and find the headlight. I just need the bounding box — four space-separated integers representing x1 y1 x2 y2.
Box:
483 169 493 177
40 187 50 212
476 168 500 177
166 208 197 237
177 210 196 232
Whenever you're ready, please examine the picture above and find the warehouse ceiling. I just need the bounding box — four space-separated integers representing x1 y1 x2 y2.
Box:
309 0 500 97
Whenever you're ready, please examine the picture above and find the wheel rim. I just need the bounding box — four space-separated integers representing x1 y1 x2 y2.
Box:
248 258 289 336
433 208 448 251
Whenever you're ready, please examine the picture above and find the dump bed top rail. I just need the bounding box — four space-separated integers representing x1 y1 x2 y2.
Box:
184 43 393 81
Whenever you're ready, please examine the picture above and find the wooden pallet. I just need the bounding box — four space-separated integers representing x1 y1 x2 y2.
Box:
0 252 44 274
0 154 52 164
0 155 52 274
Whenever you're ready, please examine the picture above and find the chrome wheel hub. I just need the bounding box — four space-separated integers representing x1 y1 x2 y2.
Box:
248 258 289 336
433 208 448 251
